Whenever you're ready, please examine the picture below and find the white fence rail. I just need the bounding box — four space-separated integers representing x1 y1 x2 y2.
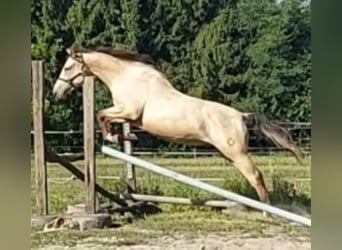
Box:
101 145 311 227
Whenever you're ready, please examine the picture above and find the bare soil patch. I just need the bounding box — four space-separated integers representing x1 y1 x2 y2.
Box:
34 233 311 250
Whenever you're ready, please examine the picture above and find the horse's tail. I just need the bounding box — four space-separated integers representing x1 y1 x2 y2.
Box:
242 113 304 163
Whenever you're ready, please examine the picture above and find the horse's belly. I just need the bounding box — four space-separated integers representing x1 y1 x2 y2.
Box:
139 115 207 146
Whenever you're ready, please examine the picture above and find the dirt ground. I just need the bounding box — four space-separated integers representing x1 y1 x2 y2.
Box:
34 234 311 250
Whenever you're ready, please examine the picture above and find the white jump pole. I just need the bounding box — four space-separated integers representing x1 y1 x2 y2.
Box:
101 145 311 227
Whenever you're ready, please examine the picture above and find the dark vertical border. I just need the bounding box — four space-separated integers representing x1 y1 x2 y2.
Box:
0 0 30 248
313 0 342 249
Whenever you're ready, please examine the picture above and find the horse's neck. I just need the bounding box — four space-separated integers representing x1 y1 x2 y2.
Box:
83 52 123 87
83 52 179 94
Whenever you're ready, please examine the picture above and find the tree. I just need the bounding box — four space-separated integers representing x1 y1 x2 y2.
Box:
31 0 311 150
245 0 311 121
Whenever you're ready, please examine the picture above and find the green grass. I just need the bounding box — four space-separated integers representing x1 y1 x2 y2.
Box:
31 154 311 248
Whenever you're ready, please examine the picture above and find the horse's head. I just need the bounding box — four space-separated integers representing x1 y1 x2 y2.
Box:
53 48 92 100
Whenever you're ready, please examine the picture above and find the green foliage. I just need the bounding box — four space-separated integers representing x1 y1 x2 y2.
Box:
31 0 311 149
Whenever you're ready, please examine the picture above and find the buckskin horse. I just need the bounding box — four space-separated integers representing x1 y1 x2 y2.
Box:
53 47 304 207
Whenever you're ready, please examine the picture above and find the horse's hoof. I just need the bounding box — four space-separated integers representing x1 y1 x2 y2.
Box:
124 133 138 141
104 134 120 144
103 133 138 144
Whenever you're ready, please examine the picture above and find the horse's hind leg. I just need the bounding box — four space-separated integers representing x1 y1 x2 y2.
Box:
216 142 270 207
232 152 269 205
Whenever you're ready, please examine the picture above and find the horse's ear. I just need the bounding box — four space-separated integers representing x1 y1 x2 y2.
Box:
66 48 75 56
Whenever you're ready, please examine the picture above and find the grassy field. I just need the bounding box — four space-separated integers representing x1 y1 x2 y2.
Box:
31 153 311 248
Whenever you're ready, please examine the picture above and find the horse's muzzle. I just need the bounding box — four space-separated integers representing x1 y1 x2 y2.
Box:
53 80 74 100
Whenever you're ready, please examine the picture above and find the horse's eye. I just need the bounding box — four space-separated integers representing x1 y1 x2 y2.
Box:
65 65 73 71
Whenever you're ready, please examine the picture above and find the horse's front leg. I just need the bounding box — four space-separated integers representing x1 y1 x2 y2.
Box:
97 111 117 143
97 105 139 143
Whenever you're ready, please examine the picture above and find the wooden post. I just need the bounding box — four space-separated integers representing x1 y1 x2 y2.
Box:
83 76 96 213
123 122 136 192
45 143 128 207
32 60 48 215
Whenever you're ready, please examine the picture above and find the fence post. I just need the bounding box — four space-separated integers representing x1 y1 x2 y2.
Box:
123 122 136 192
32 60 48 215
83 76 96 213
